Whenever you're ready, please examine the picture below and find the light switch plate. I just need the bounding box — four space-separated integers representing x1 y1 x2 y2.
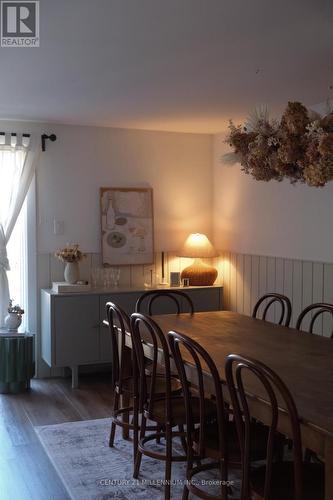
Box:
53 219 64 235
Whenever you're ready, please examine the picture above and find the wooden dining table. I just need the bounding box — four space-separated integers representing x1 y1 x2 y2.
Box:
119 310 333 499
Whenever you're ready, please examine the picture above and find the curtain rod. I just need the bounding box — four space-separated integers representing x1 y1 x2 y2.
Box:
0 132 30 137
0 132 57 151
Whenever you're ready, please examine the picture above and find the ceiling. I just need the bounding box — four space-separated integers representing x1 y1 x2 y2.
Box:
0 0 332 133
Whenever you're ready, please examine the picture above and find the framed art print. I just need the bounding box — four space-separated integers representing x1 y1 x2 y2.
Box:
100 187 154 266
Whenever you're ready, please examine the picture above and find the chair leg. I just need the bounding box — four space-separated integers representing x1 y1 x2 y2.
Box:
164 425 172 500
304 448 315 462
133 396 139 466
133 415 146 478
182 485 189 500
121 391 130 439
156 424 162 444
219 459 228 499
109 391 120 447
178 423 187 454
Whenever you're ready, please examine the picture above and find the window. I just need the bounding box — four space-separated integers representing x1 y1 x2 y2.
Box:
6 200 28 330
0 135 35 330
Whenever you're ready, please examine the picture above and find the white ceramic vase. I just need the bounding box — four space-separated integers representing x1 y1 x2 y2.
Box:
4 312 22 332
64 261 79 284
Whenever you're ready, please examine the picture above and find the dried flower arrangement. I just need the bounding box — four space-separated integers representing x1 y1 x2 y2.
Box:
226 102 333 187
8 299 24 316
55 244 86 263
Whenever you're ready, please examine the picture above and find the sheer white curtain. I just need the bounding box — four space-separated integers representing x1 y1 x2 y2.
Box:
0 134 39 327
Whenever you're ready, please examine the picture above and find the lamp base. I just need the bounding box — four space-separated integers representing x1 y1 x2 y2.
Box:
181 258 218 286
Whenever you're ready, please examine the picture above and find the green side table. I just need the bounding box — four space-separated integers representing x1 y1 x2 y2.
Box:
0 330 35 394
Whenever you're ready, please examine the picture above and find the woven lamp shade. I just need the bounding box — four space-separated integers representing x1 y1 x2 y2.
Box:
179 233 218 286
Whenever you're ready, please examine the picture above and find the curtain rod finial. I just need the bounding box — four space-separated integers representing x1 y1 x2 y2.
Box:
41 133 57 152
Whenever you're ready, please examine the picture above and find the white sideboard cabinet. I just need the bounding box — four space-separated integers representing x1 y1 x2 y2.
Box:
41 286 223 387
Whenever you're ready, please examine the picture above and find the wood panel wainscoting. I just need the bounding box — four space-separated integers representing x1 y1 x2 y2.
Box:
215 251 333 336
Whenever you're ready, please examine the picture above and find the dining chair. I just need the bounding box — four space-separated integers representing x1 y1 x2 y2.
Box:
296 302 333 338
106 302 140 455
252 293 292 326
225 354 324 500
295 302 333 463
168 330 233 499
106 302 179 465
135 289 194 315
130 313 216 500
168 331 275 500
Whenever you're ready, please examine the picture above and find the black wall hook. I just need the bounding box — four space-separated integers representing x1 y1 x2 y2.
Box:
41 133 57 151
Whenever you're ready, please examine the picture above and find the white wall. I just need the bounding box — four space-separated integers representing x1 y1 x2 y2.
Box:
37 125 214 253
213 133 333 262
0 121 213 252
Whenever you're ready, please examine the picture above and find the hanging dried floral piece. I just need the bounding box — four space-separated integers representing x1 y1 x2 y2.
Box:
225 101 333 187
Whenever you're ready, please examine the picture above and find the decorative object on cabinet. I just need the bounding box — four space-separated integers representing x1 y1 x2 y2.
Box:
170 272 180 287
158 251 169 286
226 101 333 187
179 233 218 286
4 299 24 332
55 244 87 284
52 282 91 293
100 187 154 266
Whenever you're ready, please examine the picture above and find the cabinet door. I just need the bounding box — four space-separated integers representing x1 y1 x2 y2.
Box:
99 292 142 362
185 288 221 312
54 296 100 366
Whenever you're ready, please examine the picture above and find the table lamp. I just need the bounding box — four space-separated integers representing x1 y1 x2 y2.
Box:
179 233 218 286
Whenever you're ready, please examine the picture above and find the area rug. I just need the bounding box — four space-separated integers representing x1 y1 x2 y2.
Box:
35 418 241 499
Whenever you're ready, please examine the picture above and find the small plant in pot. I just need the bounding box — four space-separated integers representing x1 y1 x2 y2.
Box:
4 299 24 332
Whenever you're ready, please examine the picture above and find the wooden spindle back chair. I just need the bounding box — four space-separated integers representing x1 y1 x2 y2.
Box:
252 293 292 326
225 354 303 500
135 289 194 315
106 302 138 449
168 330 231 500
296 303 333 338
130 312 186 500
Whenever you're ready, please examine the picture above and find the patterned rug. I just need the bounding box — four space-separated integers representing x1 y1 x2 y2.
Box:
35 418 241 499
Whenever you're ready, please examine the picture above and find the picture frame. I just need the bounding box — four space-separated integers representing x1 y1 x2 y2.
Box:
100 187 154 266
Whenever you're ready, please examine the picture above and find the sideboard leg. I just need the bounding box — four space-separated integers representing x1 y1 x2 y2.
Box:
71 365 78 388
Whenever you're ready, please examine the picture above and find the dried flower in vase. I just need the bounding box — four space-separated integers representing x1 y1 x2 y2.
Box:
55 244 86 263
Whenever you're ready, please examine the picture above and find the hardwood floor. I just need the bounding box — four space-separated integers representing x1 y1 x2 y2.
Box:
0 374 113 500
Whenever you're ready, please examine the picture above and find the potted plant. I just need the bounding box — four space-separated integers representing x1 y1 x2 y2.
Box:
4 300 24 332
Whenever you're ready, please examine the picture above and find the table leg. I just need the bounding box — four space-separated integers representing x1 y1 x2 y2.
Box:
324 437 333 500
71 365 78 389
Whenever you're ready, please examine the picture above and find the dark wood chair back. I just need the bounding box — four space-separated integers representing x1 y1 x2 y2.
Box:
106 302 133 392
225 354 303 500
135 289 194 315
168 330 229 497
252 293 292 326
130 312 173 418
296 302 333 338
